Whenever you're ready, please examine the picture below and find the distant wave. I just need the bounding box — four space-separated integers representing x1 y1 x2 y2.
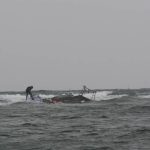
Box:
138 95 150 99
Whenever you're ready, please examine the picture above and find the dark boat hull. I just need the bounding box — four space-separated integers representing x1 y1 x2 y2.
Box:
42 95 91 104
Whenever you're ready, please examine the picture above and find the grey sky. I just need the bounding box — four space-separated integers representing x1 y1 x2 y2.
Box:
0 0 150 91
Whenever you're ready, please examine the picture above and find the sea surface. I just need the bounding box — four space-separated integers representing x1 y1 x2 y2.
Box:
0 89 150 150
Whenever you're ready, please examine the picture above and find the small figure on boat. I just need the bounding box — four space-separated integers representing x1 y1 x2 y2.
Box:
81 85 90 95
81 85 97 100
26 86 34 100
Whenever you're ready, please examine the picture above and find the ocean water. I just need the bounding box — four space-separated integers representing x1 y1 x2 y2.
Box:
0 89 150 150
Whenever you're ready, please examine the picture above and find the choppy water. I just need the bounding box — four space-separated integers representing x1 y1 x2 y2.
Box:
0 89 150 150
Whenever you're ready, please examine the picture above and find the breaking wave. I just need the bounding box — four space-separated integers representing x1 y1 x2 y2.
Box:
0 90 127 106
0 94 25 105
83 91 127 101
138 94 150 99
0 94 55 106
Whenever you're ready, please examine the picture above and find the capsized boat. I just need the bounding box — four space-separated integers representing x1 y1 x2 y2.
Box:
42 95 91 104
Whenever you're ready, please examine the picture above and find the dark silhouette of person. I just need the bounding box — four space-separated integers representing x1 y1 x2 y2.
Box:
26 86 34 100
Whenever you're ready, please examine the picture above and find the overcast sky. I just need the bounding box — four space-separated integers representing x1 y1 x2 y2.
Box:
0 0 150 91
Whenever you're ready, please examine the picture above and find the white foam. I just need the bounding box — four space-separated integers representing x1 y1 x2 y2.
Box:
0 94 55 105
138 95 150 99
0 94 25 105
82 91 127 101
38 94 55 99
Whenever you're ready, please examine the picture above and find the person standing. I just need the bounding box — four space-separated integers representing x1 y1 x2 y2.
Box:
26 86 34 100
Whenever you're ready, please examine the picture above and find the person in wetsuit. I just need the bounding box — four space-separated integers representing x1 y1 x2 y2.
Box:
26 86 34 100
